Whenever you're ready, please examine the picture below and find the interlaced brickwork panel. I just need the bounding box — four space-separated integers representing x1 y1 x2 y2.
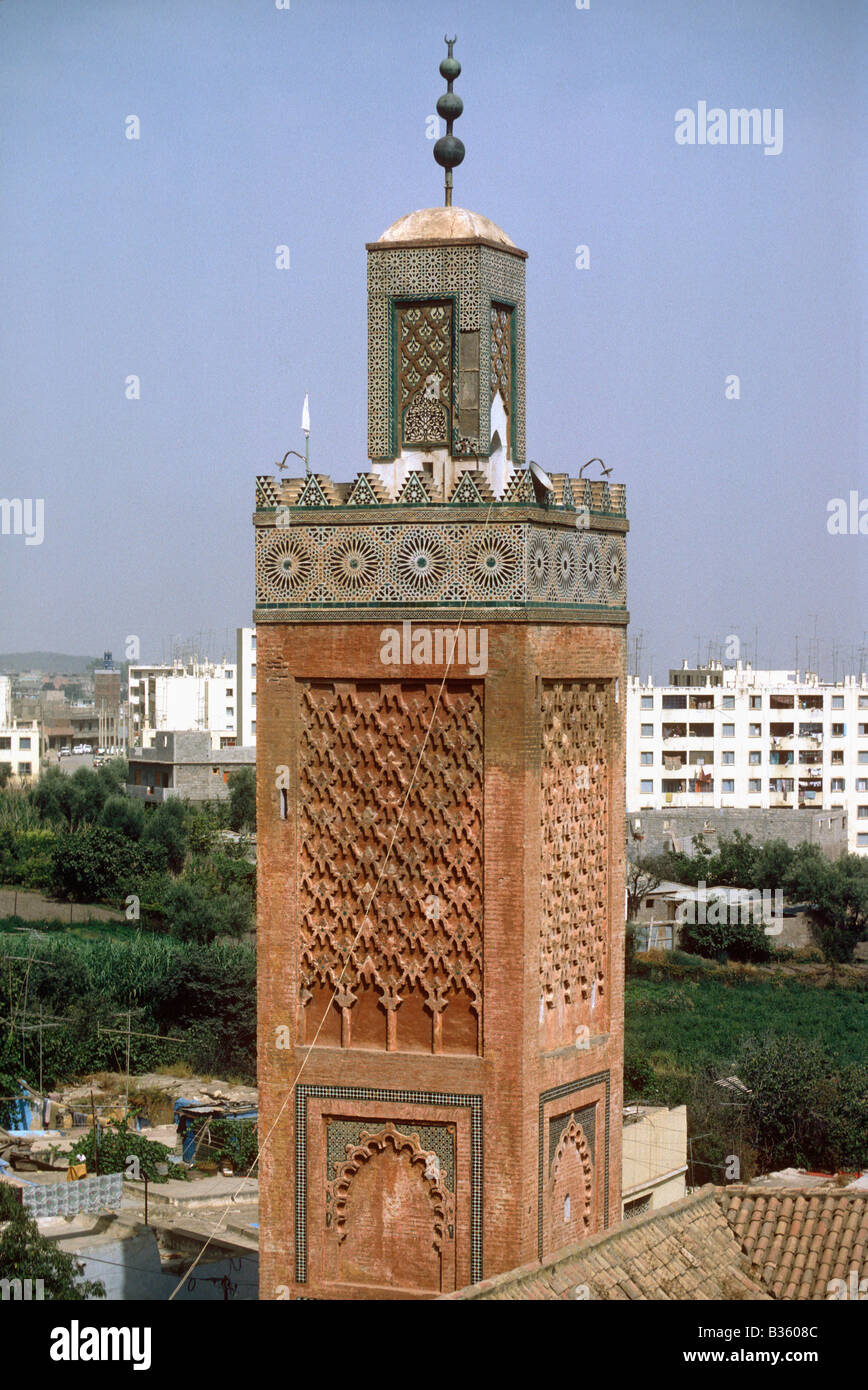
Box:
297 679 484 1035
398 301 453 447
255 521 626 611
540 680 610 1012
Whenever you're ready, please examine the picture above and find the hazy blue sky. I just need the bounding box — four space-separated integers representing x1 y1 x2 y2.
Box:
1 0 864 678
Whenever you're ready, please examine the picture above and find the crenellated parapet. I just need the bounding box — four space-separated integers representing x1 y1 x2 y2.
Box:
253 468 628 621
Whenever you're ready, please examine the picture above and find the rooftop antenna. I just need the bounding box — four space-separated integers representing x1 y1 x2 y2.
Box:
434 37 465 208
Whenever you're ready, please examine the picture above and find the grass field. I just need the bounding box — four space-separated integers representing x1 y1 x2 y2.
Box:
625 967 868 1089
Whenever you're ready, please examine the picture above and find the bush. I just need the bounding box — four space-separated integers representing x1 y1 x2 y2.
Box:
162 879 250 943
77 1120 174 1183
680 911 772 963
49 827 148 904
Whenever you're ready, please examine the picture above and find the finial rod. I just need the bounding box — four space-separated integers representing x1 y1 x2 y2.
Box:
433 36 465 208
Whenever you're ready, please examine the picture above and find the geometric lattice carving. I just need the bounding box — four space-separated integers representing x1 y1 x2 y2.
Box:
398 301 453 448
540 680 609 1012
254 521 626 610
490 303 512 442
297 680 483 1044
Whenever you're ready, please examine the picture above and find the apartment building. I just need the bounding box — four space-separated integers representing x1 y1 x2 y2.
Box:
627 661 868 855
127 660 237 750
235 627 256 747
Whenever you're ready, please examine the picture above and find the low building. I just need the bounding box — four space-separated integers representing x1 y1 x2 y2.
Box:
126 731 254 804
621 1105 687 1218
0 720 40 783
632 880 816 951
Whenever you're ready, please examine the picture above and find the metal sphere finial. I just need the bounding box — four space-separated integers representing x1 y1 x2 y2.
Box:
433 35 464 206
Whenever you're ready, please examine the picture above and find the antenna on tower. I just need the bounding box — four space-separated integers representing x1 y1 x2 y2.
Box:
434 37 465 208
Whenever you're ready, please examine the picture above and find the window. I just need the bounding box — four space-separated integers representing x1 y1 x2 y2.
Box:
251 663 256 678
860 696 868 709
226 688 233 696
226 707 234 717
749 723 761 737
18 763 31 776
750 695 762 709
624 1195 652 1219
640 752 653 766
722 751 735 765
749 750 761 765
860 752 868 764
749 779 762 792
640 696 653 710
832 696 844 709
0 738 10 751
831 724 845 736
251 692 256 707
722 696 735 709
861 725 868 737
858 834 868 848
831 750 844 764
722 723 735 737
251 633 256 650
662 695 687 709
641 724 653 737
722 779 735 793
858 807 868 819
640 780 653 795
251 721 256 734
18 738 31 749
831 778 845 792
857 779 868 792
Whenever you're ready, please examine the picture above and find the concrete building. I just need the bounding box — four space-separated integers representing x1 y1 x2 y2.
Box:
254 43 627 1300
629 805 848 860
621 1105 688 1218
128 660 237 750
236 627 257 747
126 731 254 803
628 662 868 855
0 719 40 783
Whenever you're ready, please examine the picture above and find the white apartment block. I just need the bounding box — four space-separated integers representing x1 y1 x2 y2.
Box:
235 626 257 746
627 662 868 856
0 676 10 726
0 720 40 782
127 660 237 750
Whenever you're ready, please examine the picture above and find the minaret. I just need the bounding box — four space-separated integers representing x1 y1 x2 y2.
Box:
255 39 628 1300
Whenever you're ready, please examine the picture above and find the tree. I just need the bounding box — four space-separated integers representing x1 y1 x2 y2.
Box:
679 908 772 963
626 854 662 921
0 1185 105 1299
785 849 868 962
161 878 250 943
707 830 757 887
750 838 796 891
140 798 188 874
227 767 256 833
101 794 145 840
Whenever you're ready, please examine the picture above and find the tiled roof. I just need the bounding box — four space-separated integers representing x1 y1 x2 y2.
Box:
441 1188 769 1301
718 1186 868 1300
444 1185 868 1300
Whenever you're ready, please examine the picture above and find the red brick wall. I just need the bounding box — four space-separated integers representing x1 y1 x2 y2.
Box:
257 617 626 1299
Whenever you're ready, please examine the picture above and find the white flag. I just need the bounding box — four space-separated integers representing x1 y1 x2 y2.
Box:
301 393 310 435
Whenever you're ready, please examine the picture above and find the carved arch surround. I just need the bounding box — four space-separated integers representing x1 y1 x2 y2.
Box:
550 1115 594 1238
331 1122 454 1254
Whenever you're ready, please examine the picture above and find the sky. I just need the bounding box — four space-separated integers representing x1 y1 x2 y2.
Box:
0 0 865 679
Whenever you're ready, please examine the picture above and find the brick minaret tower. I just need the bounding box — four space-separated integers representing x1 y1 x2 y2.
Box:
255 41 627 1300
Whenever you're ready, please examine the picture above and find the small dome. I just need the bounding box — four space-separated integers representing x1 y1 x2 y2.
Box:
376 206 516 249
